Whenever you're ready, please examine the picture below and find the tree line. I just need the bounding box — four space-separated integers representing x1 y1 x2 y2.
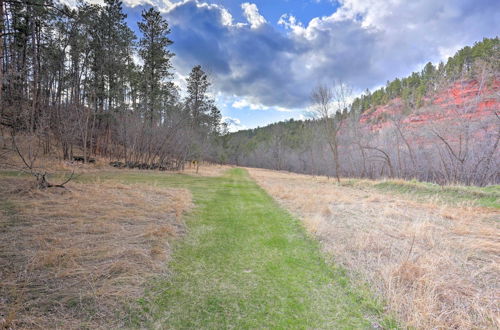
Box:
219 38 499 186
0 0 223 178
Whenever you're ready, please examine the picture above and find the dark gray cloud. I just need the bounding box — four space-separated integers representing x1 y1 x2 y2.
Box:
163 0 500 109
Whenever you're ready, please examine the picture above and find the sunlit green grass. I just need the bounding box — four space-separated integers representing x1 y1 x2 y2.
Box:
335 177 499 209
86 168 394 328
371 180 499 209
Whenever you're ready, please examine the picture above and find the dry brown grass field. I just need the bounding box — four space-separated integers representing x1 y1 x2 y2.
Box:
247 167 499 329
0 176 192 329
1 156 498 329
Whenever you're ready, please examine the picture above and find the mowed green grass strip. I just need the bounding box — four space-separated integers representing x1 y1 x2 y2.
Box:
125 168 392 329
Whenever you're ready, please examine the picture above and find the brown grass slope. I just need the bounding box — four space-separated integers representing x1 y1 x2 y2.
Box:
247 167 499 329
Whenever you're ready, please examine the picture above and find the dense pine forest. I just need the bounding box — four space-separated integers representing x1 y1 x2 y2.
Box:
219 38 499 186
0 0 498 186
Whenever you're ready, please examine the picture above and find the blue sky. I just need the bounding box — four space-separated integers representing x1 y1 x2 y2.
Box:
210 0 340 30
94 0 499 131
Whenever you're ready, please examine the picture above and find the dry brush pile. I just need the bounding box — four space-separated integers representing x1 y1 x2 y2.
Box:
0 177 192 329
248 168 499 329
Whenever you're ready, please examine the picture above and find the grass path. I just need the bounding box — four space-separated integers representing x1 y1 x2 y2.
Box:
123 168 392 328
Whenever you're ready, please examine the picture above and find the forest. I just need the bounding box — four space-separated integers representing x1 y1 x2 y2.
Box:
0 0 224 180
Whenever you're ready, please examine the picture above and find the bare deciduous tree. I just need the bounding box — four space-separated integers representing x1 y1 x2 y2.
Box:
311 82 351 182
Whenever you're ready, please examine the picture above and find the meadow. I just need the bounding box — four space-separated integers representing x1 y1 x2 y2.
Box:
1 163 498 328
1 166 396 328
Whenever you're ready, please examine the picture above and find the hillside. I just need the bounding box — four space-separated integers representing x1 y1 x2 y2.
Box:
359 78 499 138
219 38 500 186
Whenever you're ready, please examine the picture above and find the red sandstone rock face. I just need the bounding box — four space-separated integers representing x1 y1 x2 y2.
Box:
358 79 500 139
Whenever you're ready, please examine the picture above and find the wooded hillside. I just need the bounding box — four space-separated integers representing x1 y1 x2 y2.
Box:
220 38 500 186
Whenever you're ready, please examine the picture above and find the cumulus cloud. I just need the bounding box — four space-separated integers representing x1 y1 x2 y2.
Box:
232 97 294 112
156 0 500 110
222 116 246 132
232 98 269 110
241 3 267 29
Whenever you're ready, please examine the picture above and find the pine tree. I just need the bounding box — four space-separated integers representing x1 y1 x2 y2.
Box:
138 8 174 125
185 65 210 125
101 0 136 112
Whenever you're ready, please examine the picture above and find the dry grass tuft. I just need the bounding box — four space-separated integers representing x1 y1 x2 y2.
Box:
247 167 500 329
0 177 192 329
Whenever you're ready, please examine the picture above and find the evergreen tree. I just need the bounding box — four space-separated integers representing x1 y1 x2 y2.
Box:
101 0 136 112
185 65 223 133
185 65 210 124
138 7 174 125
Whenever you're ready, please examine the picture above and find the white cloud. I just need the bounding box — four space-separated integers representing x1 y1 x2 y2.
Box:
232 98 294 112
278 14 305 35
330 0 397 28
296 113 306 121
222 116 246 132
274 106 294 113
219 7 234 26
241 3 267 29
124 0 174 10
232 98 269 110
